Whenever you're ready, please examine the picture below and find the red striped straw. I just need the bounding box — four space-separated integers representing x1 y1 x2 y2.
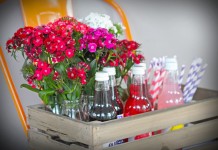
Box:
159 69 166 85
178 65 186 89
149 70 161 99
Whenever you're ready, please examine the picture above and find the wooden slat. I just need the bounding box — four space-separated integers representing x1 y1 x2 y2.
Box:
27 105 93 145
193 87 218 100
92 98 218 145
104 119 218 150
28 129 88 150
190 140 218 150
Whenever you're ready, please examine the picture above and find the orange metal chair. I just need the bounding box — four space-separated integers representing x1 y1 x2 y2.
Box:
0 0 132 138
20 0 71 27
104 0 133 40
0 46 29 137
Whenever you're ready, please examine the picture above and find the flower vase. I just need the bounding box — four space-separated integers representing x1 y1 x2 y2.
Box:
61 99 82 120
79 95 94 122
45 95 63 115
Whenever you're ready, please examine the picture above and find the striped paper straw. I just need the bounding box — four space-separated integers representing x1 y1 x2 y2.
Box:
178 65 186 89
183 58 202 101
149 70 161 99
146 62 153 82
156 69 166 96
183 58 201 98
158 69 166 87
184 61 202 102
185 64 208 103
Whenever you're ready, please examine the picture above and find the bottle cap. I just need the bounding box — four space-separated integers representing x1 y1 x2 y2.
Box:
131 66 145 75
134 62 146 70
95 71 109 81
165 57 178 70
103 67 116 76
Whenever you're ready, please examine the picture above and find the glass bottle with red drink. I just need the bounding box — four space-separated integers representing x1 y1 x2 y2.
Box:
124 66 152 140
103 67 123 118
134 62 153 110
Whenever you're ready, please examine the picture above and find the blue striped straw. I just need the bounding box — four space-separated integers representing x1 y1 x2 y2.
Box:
184 59 202 101
185 64 208 103
183 59 197 99
178 65 186 89
184 58 202 102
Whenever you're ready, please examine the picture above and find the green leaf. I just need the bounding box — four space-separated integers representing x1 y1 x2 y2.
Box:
20 84 40 93
115 66 121 78
67 93 73 101
54 63 66 74
127 75 132 92
84 77 95 96
39 51 48 61
38 89 55 104
117 86 129 102
43 76 57 89
89 59 97 77
75 84 81 99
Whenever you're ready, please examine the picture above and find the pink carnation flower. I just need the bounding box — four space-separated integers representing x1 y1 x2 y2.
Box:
88 43 97 53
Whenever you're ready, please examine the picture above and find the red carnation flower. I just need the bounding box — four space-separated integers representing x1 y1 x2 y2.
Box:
65 49 74 58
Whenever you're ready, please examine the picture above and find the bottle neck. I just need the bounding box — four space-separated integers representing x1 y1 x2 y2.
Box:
131 74 146 98
95 80 110 91
109 75 116 100
163 70 178 85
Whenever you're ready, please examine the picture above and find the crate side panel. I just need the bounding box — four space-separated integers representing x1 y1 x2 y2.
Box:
28 104 93 145
28 129 89 150
93 98 218 145
105 119 218 150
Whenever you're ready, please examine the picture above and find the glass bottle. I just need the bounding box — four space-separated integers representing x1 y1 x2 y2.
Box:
89 71 117 121
134 62 153 109
124 66 151 140
158 57 184 109
103 67 123 118
157 57 184 132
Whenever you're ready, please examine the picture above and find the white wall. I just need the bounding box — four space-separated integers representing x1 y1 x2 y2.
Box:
73 0 218 91
116 0 218 91
0 0 217 148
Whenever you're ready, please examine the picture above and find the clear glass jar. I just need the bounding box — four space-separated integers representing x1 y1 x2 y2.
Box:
61 100 81 120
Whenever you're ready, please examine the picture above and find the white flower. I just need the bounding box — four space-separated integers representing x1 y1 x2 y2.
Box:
82 12 125 37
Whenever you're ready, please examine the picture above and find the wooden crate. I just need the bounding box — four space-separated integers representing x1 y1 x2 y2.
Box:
27 88 218 150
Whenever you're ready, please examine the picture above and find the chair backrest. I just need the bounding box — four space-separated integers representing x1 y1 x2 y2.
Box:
104 0 133 40
20 0 70 26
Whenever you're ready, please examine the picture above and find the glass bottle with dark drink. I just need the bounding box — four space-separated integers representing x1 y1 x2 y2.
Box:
103 67 123 118
89 71 117 121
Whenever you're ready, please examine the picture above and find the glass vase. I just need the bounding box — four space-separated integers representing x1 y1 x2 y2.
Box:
45 95 62 115
61 99 82 120
79 95 94 122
